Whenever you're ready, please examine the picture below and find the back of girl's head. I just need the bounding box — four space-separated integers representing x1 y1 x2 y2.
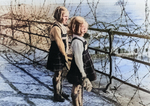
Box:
68 16 86 35
53 6 68 22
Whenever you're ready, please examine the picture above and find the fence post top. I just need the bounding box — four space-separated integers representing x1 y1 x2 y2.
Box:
108 28 113 35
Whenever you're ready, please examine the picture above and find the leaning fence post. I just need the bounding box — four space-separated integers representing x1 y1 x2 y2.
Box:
0 19 3 45
28 21 32 52
9 2 17 46
103 28 113 92
10 17 15 46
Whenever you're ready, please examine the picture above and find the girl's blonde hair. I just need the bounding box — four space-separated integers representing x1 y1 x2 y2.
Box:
68 16 86 35
53 6 68 22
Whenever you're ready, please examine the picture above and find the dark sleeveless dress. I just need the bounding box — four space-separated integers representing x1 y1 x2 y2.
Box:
46 24 67 72
67 37 96 85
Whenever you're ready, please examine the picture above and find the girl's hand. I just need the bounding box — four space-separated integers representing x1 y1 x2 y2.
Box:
65 55 68 63
82 78 93 92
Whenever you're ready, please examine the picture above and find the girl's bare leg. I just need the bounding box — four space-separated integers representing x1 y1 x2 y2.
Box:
78 85 83 106
71 84 83 106
53 70 65 102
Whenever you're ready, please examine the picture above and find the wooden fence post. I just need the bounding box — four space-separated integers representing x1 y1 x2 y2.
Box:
10 17 16 46
28 21 32 52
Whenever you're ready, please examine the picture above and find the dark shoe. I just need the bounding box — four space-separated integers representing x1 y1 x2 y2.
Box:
61 92 69 99
54 94 65 102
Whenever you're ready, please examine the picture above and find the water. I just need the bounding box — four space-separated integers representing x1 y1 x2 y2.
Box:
66 2 150 90
66 2 149 32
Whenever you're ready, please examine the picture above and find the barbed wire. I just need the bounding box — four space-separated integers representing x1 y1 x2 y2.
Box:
0 0 150 106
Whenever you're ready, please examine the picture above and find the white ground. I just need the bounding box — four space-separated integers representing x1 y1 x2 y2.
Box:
0 54 117 106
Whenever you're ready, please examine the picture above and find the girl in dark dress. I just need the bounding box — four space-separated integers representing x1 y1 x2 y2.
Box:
46 6 69 102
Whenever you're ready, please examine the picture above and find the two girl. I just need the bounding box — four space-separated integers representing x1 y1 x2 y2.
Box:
46 6 96 106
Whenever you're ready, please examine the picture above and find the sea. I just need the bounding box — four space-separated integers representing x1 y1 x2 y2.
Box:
66 1 148 30
65 1 150 90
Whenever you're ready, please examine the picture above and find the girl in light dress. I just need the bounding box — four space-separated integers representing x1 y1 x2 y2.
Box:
67 16 96 106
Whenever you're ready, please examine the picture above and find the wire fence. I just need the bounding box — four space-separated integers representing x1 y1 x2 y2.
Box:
0 0 150 106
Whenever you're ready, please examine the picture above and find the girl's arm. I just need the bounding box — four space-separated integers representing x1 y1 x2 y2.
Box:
66 35 69 54
51 26 68 61
72 40 86 78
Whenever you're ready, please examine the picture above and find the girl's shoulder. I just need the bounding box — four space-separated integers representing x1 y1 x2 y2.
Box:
50 26 61 34
72 35 85 42
71 36 87 50
72 37 83 43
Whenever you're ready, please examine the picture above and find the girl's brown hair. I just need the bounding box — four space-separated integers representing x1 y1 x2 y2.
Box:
68 16 85 35
53 6 68 22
